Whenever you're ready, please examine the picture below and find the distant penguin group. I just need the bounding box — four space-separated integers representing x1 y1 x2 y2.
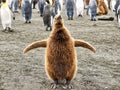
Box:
24 14 96 89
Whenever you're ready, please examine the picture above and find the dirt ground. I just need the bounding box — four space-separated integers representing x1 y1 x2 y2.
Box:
0 6 120 90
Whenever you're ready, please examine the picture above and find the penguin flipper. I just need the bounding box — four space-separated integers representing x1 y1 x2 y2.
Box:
24 40 47 53
74 39 96 53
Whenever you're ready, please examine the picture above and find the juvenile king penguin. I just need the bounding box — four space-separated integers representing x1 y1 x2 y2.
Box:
24 15 96 89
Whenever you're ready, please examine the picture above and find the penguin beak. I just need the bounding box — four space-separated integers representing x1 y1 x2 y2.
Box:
54 14 62 22
57 15 62 20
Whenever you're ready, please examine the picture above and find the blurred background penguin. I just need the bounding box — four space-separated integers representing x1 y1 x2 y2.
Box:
97 0 109 16
43 0 54 31
0 0 14 32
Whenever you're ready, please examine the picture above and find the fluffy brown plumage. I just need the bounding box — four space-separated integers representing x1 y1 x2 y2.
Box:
97 0 109 16
24 15 96 89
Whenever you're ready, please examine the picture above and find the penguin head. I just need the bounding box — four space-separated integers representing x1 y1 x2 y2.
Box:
54 14 63 28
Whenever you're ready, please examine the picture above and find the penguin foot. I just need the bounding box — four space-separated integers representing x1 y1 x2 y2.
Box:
8 27 14 32
51 82 59 89
62 79 73 89
68 17 71 20
29 21 31 23
62 84 73 89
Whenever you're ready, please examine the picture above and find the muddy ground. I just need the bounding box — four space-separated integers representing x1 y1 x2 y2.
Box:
0 6 120 90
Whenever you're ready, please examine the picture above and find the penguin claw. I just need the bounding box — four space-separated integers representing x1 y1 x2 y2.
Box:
62 84 73 89
50 83 59 89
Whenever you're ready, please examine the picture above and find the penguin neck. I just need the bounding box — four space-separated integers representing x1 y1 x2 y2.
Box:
50 27 71 42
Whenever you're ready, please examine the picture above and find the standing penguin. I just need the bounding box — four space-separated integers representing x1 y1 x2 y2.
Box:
23 15 96 89
65 0 75 20
54 0 63 15
11 0 19 12
38 0 46 17
21 0 32 23
89 0 98 21
0 0 13 32
43 2 54 31
75 0 84 17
